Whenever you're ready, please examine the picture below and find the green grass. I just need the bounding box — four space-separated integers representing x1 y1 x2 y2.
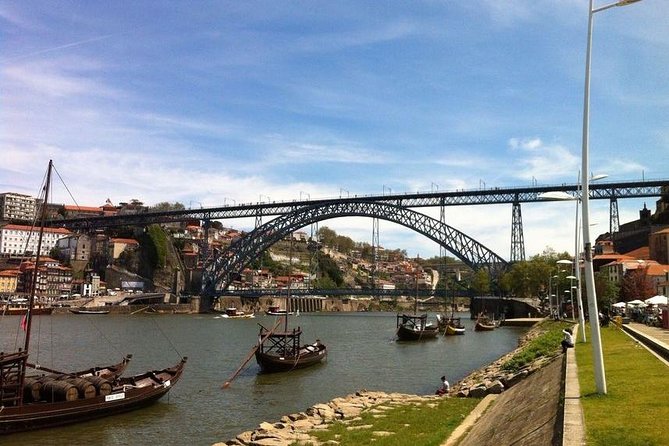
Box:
296 398 480 446
500 320 572 373
575 325 669 446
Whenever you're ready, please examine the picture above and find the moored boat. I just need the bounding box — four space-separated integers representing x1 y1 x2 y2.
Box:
255 324 326 373
396 314 440 341
474 314 497 331
0 160 187 435
69 308 110 315
444 318 466 335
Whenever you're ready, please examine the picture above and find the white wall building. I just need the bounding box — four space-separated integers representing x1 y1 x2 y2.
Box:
0 193 38 222
0 224 72 256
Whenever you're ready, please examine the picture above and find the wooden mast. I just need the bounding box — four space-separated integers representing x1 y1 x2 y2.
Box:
24 160 52 353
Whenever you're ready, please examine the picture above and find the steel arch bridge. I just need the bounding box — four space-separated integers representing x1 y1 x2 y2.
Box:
201 199 508 298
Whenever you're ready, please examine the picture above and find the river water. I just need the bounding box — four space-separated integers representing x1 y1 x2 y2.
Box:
1 312 527 445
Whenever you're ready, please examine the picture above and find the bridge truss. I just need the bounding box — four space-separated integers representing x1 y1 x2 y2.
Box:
201 200 509 297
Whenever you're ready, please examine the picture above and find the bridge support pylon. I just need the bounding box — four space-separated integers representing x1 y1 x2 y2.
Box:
510 200 526 262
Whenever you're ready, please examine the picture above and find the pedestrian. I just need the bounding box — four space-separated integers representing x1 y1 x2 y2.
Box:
561 328 574 353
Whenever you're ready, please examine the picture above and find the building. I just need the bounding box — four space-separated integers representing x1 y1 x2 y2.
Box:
17 257 72 298
0 269 19 293
0 224 72 257
56 233 92 262
0 193 38 223
650 227 669 265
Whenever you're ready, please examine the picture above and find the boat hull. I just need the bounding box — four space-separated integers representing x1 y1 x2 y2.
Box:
0 358 186 435
474 322 496 331
444 324 466 335
255 344 326 373
396 324 440 341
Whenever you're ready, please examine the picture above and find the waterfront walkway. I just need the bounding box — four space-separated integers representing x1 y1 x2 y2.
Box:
446 321 669 446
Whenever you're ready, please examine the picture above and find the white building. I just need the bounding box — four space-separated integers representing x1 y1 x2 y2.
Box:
0 224 72 256
0 193 38 222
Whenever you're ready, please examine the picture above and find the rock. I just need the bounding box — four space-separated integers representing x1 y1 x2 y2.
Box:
456 389 470 398
487 380 505 394
468 385 488 398
236 431 253 443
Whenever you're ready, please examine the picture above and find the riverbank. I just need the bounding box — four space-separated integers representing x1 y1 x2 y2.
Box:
216 319 565 446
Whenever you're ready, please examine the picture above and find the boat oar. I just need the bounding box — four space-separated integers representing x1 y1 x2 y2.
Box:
221 318 282 389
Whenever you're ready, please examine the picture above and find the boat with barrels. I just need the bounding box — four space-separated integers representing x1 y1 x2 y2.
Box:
0 160 188 435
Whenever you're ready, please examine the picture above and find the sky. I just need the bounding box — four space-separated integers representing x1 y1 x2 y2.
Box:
1 1 668 262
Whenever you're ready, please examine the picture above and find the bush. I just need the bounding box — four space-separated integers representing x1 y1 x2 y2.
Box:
501 320 572 373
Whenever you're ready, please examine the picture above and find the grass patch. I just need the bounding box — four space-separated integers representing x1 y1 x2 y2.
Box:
298 398 480 446
500 320 572 373
575 325 669 446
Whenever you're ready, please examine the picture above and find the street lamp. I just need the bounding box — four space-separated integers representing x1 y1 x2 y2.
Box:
581 0 642 395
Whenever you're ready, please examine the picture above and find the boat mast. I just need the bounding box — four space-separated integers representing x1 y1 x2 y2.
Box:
24 160 52 353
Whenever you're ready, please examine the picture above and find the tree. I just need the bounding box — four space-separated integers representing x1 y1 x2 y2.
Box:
471 269 490 296
620 268 656 302
150 201 186 212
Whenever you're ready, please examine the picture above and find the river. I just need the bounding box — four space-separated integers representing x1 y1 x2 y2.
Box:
1 312 527 445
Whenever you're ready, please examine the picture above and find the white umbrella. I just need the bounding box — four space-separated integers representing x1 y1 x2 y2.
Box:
612 302 627 308
644 295 668 306
628 299 645 306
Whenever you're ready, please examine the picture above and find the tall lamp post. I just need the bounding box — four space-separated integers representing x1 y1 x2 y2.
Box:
581 0 642 395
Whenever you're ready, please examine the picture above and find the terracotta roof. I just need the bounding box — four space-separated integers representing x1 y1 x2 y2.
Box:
1 224 71 235
623 246 650 260
593 254 633 261
0 270 19 277
645 263 669 276
62 205 103 213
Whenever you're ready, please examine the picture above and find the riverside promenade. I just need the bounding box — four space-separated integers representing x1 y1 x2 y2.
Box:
447 321 669 446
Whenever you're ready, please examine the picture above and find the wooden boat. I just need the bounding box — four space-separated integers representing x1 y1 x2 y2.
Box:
444 318 466 336
0 160 187 435
265 306 293 316
69 308 110 315
396 314 440 341
474 314 497 331
27 354 133 380
255 323 326 373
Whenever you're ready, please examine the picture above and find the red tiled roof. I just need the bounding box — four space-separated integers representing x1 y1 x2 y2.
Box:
0 270 19 277
623 246 651 259
645 263 669 276
62 205 103 213
1 224 71 235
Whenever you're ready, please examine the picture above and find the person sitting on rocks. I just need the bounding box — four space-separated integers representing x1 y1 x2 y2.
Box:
436 375 450 396
561 328 574 353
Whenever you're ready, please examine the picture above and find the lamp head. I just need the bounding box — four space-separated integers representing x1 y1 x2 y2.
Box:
617 0 642 5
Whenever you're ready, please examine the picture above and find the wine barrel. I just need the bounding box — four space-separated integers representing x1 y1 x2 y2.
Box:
40 379 79 402
64 377 97 399
23 377 42 402
84 376 112 396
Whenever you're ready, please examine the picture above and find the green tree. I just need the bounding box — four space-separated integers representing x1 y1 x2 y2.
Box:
471 269 490 296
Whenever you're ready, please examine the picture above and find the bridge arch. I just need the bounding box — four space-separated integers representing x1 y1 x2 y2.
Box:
202 200 508 296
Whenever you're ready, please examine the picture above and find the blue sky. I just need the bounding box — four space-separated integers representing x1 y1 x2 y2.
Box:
1 1 668 260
